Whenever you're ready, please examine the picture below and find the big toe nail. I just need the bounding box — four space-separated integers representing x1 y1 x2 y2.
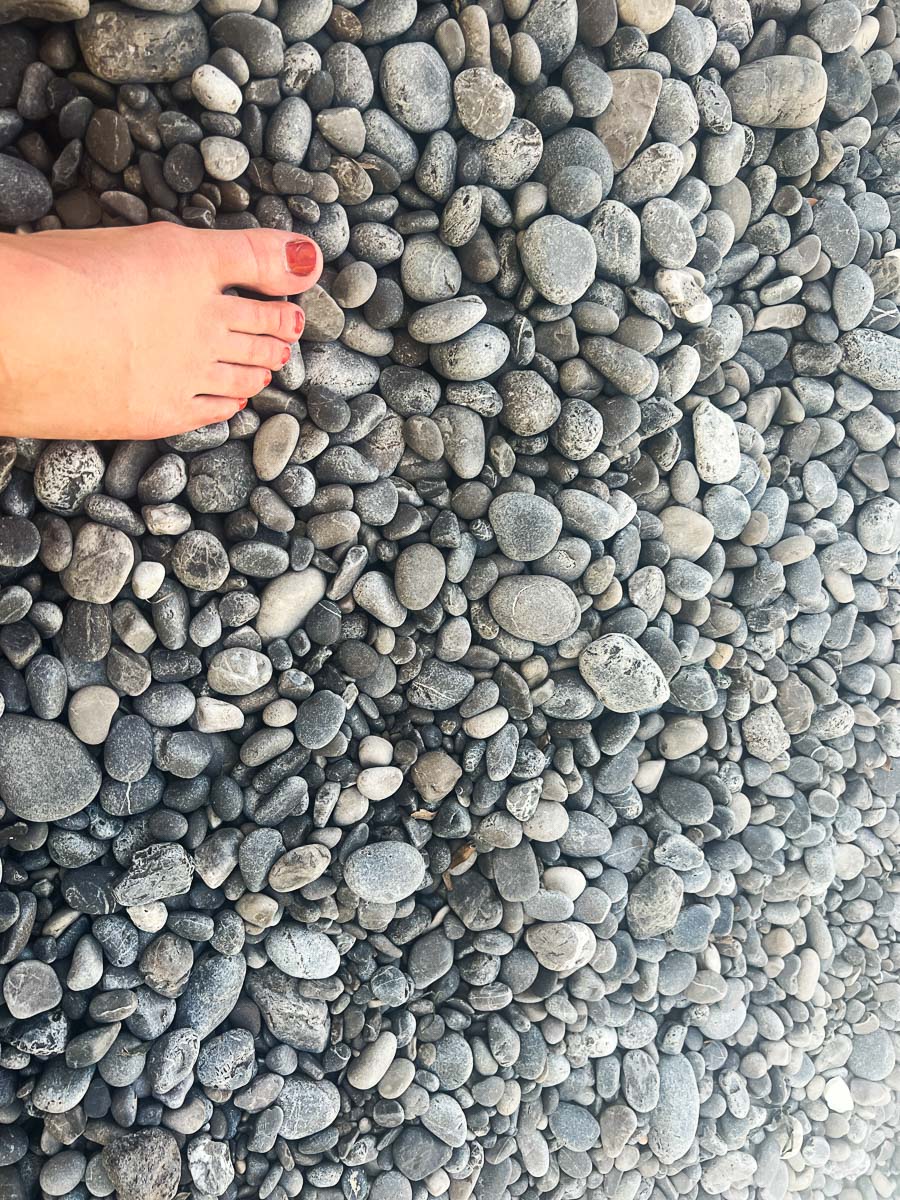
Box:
286 239 320 277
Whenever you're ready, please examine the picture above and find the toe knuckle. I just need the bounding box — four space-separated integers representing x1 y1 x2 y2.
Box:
238 230 269 279
278 304 295 336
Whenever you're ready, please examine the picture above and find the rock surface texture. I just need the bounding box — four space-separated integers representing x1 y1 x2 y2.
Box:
1 3 900 1200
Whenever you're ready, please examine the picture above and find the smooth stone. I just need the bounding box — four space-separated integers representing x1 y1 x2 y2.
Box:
499 370 561 435
430 324 510 381
579 634 670 713
0 154 53 225
175 952 246 1040
488 575 581 644
626 867 684 938
343 842 427 903
839 329 900 390
274 1078 340 1139
347 1032 398 1090
265 96 311 165
200 135 249 181
648 1056 700 1165
659 507 715 560
75 4 209 83
724 56 828 129
380 42 452 134
478 118 544 189
68 685 119 745
265 924 339 979
693 400 741 484
394 543 446 610
489 493 562 562
407 297 487 344
525 922 596 973
616 0 673 34
207 648 273 695
255 568 327 640
519 0 578 72
848 1029 895 1082
3 961 63 1019
61 523 134 604
454 67 515 139
857 497 900 555
191 63 242 113
832 264 874 331
593 70 662 171
519 215 598 305
0 715 102 821
589 200 641 286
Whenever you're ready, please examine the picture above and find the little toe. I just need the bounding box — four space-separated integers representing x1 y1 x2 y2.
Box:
211 229 323 297
224 296 304 340
223 332 291 371
206 363 272 399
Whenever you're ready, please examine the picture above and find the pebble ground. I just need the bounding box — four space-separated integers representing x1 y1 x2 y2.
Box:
1 2 900 1200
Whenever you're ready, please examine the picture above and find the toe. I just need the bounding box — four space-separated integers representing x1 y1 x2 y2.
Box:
192 396 248 424
222 332 291 371
210 229 323 297
206 363 272 399
224 296 304 340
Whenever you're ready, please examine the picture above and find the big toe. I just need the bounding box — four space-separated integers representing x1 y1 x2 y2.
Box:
210 228 322 297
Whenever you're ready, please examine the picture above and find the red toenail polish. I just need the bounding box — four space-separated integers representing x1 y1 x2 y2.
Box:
264 371 272 385
286 239 318 276
238 398 248 410
281 345 291 364
293 309 304 334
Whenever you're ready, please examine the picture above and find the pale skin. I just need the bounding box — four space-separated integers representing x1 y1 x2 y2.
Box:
0 223 324 441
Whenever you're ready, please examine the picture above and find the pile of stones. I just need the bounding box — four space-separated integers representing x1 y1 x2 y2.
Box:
1 0 900 1198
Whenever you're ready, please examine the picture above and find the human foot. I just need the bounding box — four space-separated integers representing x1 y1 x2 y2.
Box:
0 223 323 441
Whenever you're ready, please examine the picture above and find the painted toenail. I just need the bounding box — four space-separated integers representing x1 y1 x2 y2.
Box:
286 240 318 275
293 309 304 334
263 371 272 385
281 345 291 364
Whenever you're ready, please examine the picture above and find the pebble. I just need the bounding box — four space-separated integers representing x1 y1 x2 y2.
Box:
61 522 134 603
692 400 741 484
519 214 598 304
3 961 63 1019
489 574 582 644
840 328 900 390
627 868 684 939
649 1055 700 1165
579 634 670 712
454 68 514 140
724 56 828 128
488 494 562 562
343 842 427 903
347 1031 398 1090
76 7 209 84
380 43 452 134
102 1131 182 1200
265 924 340 979
276 1078 340 1138
0 153 52 224
255 567 326 640
0 715 101 820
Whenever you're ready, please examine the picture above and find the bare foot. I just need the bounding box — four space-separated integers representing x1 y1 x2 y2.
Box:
0 223 323 441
